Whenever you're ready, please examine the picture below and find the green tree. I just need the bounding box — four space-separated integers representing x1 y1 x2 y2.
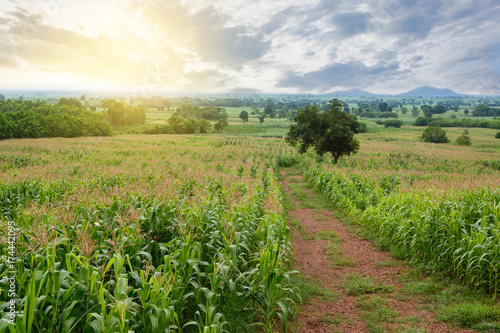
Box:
103 99 145 126
473 104 494 117
264 98 275 115
214 118 228 132
378 102 388 112
258 114 266 123
421 105 433 118
239 110 249 123
58 98 82 108
198 119 211 133
411 106 420 117
103 99 127 126
285 99 361 163
455 130 471 146
384 119 402 128
431 105 447 114
464 109 469 116
420 126 449 143
163 99 171 110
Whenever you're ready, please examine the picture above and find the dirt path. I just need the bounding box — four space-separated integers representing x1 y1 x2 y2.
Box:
280 169 474 333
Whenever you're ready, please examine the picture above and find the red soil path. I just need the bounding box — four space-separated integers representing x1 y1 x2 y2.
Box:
280 170 474 333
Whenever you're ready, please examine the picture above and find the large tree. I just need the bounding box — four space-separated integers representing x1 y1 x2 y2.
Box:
239 110 249 123
103 99 146 126
285 99 361 163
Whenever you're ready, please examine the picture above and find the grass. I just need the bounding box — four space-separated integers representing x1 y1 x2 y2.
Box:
292 277 339 303
344 273 395 296
375 259 405 268
322 313 350 328
285 174 336 210
357 295 399 323
404 280 442 295
437 302 500 329
315 230 342 242
326 242 357 268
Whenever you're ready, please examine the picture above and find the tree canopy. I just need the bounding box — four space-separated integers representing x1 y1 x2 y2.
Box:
0 99 112 140
103 99 146 126
239 110 249 123
420 126 449 143
58 98 82 108
285 99 361 163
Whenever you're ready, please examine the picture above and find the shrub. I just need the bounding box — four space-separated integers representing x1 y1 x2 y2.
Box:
455 135 471 146
384 119 403 128
495 132 500 139
414 117 431 126
420 126 449 143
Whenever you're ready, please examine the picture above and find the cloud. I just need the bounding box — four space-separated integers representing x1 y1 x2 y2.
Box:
330 12 373 38
0 0 499 94
278 60 405 92
228 87 262 94
132 0 271 70
0 6 183 88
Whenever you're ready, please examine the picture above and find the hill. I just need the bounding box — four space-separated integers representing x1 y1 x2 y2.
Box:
397 85 463 97
328 88 375 97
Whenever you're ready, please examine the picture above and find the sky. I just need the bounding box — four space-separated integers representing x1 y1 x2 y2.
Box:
0 0 499 95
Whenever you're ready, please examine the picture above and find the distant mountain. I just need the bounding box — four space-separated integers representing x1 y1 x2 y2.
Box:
397 86 463 97
328 88 375 97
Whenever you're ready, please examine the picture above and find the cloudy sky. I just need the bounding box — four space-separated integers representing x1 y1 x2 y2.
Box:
0 0 499 95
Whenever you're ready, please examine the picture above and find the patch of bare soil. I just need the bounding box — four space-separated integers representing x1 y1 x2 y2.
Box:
281 171 474 333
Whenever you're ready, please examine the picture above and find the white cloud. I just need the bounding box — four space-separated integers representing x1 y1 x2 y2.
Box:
0 0 498 94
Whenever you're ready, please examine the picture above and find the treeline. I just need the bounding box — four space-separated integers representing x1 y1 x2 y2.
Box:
144 116 227 135
103 99 146 126
173 104 228 120
414 117 500 129
0 99 112 140
358 111 398 118
472 104 500 117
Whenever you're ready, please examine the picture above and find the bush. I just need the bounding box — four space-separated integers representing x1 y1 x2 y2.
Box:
143 124 174 134
414 117 500 130
420 126 449 143
455 135 471 146
384 119 403 128
414 117 431 126
495 132 500 139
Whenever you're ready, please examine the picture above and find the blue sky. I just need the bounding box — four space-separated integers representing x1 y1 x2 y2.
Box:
0 0 498 94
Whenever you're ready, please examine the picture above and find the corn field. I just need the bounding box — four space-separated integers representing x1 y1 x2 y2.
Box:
302 142 500 297
0 135 300 332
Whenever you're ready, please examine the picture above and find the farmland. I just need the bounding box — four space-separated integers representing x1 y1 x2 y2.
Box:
1 118 500 331
302 130 500 295
0 135 299 332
